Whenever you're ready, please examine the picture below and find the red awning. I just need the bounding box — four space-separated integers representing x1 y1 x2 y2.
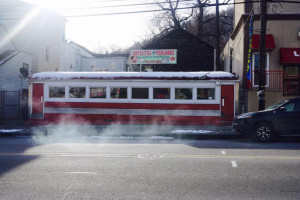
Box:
280 48 300 65
252 34 276 51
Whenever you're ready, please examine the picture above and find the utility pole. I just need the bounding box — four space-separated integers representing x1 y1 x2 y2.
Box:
258 0 267 110
216 0 220 71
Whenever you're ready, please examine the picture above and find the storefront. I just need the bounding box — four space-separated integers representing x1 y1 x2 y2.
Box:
280 48 300 95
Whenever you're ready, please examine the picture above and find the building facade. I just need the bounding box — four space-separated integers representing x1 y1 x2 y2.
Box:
0 0 65 74
222 0 300 113
64 41 129 72
142 28 215 72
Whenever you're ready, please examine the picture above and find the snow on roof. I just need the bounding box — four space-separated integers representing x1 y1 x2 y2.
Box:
30 71 239 81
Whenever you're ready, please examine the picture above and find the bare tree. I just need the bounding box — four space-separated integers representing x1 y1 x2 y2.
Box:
93 42 107 54
150 0 194 35
187 3 233 50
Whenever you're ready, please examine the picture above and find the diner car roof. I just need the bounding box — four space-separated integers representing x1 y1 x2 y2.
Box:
30 72 239 81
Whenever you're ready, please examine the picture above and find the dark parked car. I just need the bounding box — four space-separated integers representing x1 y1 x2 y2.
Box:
233 97 300 142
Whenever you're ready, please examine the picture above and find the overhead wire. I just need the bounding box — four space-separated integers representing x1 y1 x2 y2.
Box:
0 0 299 19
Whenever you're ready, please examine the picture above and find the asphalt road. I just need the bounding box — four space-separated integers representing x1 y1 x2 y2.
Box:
0 136 300 200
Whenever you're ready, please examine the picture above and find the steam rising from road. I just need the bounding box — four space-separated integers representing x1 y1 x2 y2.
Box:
32 119 175 145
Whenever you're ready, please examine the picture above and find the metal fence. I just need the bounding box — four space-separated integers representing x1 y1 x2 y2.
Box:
251 70 300 95
0 90 21 120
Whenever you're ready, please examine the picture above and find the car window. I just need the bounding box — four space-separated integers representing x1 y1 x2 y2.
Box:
293 101 300 111
285 102 295 112
265 100 287 111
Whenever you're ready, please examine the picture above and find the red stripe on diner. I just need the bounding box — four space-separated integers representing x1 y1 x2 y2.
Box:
45 102 220 110
43 113 220 125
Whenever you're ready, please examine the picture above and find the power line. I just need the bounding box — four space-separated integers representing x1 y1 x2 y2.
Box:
1 0 300 20
0 0 194 12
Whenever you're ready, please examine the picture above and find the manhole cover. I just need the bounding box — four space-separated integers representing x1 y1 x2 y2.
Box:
137 154 162 159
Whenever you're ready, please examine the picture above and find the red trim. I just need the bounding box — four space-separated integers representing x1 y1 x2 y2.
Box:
45 102 220 110
252 34 276 51
32 84 44 115
40 113 221 125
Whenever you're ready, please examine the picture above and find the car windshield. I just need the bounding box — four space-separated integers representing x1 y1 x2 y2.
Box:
265 100 288 111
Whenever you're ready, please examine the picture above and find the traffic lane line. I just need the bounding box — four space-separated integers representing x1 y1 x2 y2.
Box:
221 151 226 155
1 152 300 160
231 161 238 167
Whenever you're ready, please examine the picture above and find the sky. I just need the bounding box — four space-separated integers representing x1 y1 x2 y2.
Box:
21 0 224 53
20 0 168 52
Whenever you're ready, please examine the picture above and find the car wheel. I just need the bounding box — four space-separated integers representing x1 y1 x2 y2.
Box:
252 122 274 142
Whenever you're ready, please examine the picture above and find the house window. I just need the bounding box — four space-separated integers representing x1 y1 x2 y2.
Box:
45 47 50 62
252 52 269 86
230 48 233 73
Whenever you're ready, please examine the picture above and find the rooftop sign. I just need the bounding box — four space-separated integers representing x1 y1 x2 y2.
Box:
130 49 177 65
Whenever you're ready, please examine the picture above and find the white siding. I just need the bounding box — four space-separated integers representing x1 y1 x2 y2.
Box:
81 57 127 72
0 0 65 73
0 52 32 91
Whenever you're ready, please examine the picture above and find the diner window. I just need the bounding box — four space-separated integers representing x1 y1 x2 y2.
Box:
153 88 170 99
49 87 65 98
90 87 106 98
175 88 192 100
132 88 149 99
69 87 86 98
111 87 127 99
197 88 215 100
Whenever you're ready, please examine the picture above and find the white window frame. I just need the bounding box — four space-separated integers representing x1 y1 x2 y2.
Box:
43 81 220 104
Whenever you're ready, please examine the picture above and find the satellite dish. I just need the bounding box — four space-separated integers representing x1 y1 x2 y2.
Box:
20 68 29 78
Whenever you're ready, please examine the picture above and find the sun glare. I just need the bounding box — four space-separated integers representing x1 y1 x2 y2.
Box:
0 6 41 49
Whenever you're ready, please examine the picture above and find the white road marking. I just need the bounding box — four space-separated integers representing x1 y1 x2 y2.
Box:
231 161 238 168
64 172 97 175
221 151 226 155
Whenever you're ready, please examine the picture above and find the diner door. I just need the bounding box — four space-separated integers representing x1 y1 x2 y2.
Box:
221 85 234 120
31 83 44 119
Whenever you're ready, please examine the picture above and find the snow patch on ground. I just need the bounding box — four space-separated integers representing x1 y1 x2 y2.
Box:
0 129 23 133
171 130 214 134
81 135 174 140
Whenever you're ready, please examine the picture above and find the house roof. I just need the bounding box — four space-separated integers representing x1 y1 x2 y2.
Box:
68 41 129 58
142 28 214 49
0 50 19 66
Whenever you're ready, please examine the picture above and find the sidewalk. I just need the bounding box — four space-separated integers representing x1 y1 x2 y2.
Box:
0 120 240 139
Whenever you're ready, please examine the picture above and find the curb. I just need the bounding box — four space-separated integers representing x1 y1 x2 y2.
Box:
0 123 240 138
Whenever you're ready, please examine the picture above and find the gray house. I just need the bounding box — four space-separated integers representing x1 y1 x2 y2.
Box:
0 24 32 119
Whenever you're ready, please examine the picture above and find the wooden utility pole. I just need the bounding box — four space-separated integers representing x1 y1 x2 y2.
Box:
216 0 220 71
258 0 267 110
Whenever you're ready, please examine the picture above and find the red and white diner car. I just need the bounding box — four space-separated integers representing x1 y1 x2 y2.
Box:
28 72 239 125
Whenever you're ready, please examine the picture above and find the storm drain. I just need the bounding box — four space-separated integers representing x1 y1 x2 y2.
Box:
137 154 162 159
